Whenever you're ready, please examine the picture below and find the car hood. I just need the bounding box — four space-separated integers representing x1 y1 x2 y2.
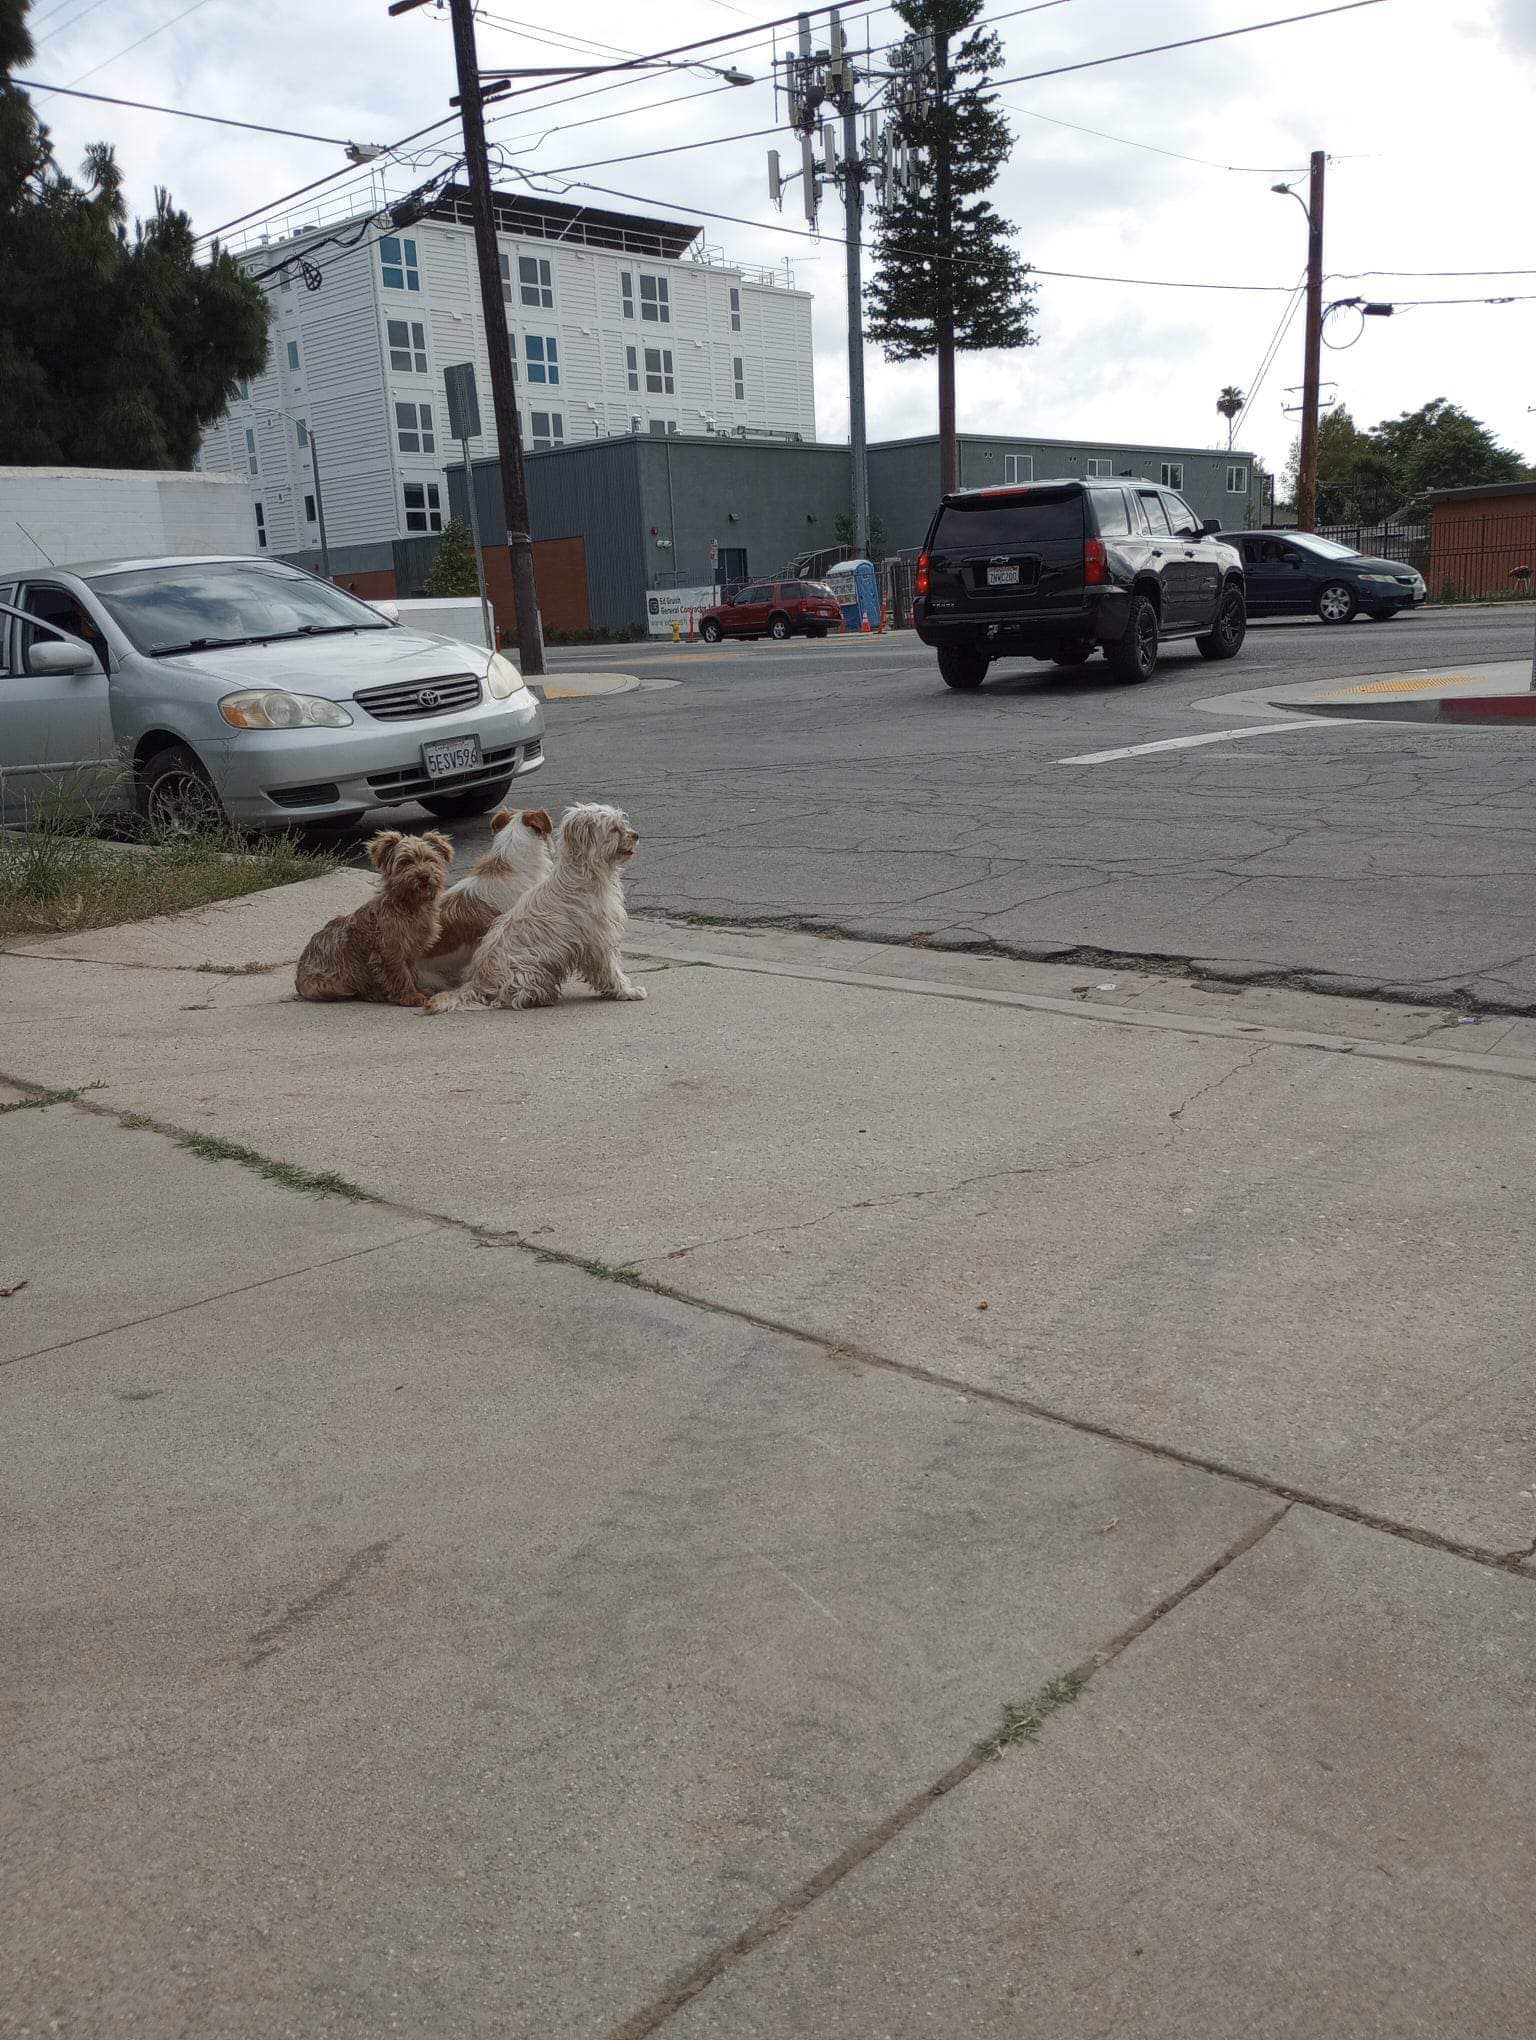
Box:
143 628 498 701
1352 555 1419 577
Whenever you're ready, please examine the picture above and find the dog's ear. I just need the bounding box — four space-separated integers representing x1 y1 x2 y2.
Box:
522 808 553 839
490 808 513 832
367 830 403 872
421 832 455 864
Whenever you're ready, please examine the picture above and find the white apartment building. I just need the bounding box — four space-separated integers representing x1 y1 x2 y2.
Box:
197 187 817 557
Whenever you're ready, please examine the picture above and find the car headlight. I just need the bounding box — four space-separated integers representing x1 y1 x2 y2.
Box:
219 689 353 730
1357 574 1400 585
485 652 525 701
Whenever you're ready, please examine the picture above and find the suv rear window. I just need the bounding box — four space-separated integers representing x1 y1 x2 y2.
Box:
932 488 1084 553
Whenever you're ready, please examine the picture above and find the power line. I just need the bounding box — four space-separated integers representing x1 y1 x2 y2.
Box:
992 0 1390 90
33 0 220 98
1230 275 1308 441
33 0 119 46
999 100 1305 175
1332 266 1536 280
14 76 363 146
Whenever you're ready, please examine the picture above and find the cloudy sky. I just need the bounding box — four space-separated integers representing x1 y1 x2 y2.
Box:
19 0 1536 481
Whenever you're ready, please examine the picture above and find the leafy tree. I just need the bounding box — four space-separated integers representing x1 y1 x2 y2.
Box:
833 508 887 557
0 0 268 467
1216 386 1244 450
867 0 1036 494
1284 398 1528 526
424 517 481 596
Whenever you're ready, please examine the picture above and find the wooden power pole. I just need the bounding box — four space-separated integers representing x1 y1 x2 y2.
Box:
389 0 545 675
1296 149 1326 533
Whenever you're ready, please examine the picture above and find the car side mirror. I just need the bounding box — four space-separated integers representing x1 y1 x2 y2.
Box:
28 638 98 677
368 600 400 624
1202 517 1221 534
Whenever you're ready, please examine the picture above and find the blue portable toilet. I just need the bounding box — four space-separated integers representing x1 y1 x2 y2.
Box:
825 558 880 633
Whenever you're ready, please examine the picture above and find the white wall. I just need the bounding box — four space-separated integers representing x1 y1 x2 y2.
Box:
0 468 260 571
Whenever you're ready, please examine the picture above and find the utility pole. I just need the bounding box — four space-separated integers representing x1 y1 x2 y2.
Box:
1296 148 1326 533
388 0 545 675
308 429 332 580
933 30 956 498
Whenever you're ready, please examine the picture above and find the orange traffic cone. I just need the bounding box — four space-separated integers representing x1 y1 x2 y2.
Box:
860 611 872 633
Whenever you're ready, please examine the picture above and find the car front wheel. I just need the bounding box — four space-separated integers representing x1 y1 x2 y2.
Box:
700 619 723 643
937 644 988 690
768 613 792 641
421 777 515 821
1196 583 1247 660
139 743 228 836
1317 581 1358 624
1106 594 1159 683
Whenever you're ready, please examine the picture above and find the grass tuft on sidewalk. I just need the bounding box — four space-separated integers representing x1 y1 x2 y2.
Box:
173 1129 367 1201
0 826 335 939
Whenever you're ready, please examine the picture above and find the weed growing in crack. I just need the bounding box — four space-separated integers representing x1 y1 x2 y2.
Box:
985 1672 1086 1757
117 1112 153 1130
195 960 277 976
174 1130 366 1200
0 1081 107 1116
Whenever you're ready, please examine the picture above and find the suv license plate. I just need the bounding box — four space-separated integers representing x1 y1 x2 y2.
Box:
422 735 482 780
986 565 1020 586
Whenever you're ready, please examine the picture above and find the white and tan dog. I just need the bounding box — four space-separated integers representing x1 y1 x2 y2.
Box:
425 802 644 1013
416 806 553 992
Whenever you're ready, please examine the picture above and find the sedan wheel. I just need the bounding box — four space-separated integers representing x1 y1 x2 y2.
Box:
700 619 723 643
140 744 227 837
1317 581 1359 624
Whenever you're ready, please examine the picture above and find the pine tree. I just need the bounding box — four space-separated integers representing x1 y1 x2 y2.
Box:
424 518 481 596
866 0 1036 495
0 0 268 467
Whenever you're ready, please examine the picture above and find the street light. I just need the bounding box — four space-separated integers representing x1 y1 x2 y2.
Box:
1273 153 1326 531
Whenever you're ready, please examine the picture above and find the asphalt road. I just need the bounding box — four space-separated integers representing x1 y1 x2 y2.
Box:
458 605 1536 1010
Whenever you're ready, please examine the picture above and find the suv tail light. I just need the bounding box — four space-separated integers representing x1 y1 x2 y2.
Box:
1084 538 1108 586
915 551 930 596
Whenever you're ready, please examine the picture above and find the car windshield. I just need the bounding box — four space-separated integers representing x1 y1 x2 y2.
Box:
1285 534 1360 561
86 560 390 656
807 582 838 598
932 489 1083 552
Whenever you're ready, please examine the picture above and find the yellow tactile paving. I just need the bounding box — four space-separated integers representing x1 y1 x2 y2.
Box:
1323 675 1489 698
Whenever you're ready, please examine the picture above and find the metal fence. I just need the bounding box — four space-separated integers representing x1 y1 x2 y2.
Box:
1425 512 1536 602
1317 522 1429 569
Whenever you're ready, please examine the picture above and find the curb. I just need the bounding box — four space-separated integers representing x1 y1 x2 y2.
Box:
526 673 641 702
1281 691 1536 726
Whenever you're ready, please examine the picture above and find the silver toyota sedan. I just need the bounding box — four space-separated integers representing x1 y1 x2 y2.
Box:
0 555 545 832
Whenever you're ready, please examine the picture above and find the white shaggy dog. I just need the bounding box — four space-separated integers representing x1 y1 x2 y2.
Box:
416 805 553 993
424 802 645 1013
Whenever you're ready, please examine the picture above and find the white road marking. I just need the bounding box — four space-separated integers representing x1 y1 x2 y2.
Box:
1058 719 1336 766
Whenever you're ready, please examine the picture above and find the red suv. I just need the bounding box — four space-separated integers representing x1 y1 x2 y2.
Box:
698 579 844 643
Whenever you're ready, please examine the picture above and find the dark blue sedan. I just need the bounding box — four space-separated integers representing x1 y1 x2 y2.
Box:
1215 530 1426 623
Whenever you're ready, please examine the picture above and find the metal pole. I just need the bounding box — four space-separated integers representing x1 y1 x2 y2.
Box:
459 434 494 651
842 99 868 558
308 429 332 580
444 0 545 674
1296 148 1326 533
934 31 956 497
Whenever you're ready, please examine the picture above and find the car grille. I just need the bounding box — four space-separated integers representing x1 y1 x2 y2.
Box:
366 741 524 802
268 781 340 809
354 674 482 721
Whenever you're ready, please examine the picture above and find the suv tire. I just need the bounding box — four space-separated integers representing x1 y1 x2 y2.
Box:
1106 593 1159 683
938 645 988 690
1052 644 1094 667
700 618 723 643
1196 583 1247 660
1317 581 1358 624
768 612 792 641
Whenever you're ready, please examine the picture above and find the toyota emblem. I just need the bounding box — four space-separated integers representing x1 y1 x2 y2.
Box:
418 687 442 709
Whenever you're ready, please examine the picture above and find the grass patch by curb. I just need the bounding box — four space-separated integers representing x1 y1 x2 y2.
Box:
0 827 336 939
984 1672 1086 1757
0 1081 107 1116
173 1129 367 1200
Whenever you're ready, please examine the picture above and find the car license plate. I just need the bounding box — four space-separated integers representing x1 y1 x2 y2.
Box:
422 734 482 780
986 565 1020 586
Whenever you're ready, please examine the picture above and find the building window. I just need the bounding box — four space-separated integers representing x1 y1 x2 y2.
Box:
630 415 641 435
254 502 266 548
387 318 427 373
1004 453 1033 483
499 252 512 302
403 481 442 533
286 340 300 371
529 410 563 451
245 426 258 475
279 270 291 293
733 356 745 401
648 418 678 436
621 271 634 318
525 334 558 385
380 235 419 292
519 255 553 308
644 346 674 396
729 286 741 332
1086 456 1113 478
640 274 670 323
304 493 317 523
626 344 639 392
295 417 309 448
1160 461 1184 490
1227 463 1248 493
395 400 435 454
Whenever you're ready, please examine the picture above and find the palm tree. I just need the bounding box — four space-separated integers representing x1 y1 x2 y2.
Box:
1216 386 1245 451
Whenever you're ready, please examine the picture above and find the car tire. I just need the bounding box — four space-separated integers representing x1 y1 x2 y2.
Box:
1317 581 1359 624
420 777 515 821
138 743 228 836
1052 644 1094 667
700 619 723 643
1196 583 1247 660
807 626 828 639
937 645 988 690
1106 593 1159 683
768 613 792 641
1365 608 1399 621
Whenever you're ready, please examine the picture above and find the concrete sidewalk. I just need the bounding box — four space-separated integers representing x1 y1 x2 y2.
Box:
4 877 1534 2036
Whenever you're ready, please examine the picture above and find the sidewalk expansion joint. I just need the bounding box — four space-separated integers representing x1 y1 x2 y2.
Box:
11 1072 1533 1585
603 1506 1291 2040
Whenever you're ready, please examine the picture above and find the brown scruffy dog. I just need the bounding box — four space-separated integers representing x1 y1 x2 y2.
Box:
295 829 453 1007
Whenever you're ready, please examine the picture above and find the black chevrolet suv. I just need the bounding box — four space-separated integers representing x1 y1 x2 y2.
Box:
913 477 1247 689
